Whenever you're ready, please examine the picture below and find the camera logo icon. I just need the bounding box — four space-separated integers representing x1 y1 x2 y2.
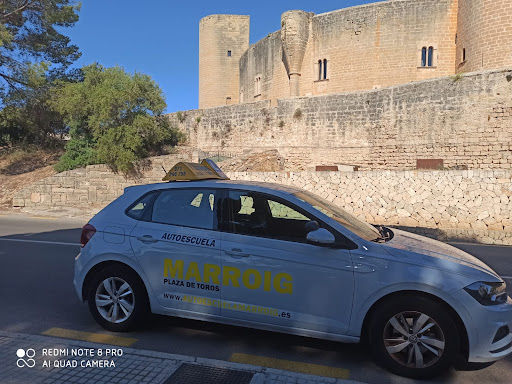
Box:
16 348 36 368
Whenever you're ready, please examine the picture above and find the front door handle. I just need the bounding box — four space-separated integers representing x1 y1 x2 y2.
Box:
137 235 158 244
225 248 250 258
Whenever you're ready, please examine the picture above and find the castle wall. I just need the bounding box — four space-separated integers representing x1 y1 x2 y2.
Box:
172 68 512 171
237 0 458 106
300 0 458 96
199 15 250 109
456 0 512 73
239 32 290 105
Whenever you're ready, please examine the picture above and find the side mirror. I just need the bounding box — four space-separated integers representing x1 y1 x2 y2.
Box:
307 228 335 245
305 220 320 233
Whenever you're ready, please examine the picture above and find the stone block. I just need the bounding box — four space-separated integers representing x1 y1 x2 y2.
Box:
12 198 25 207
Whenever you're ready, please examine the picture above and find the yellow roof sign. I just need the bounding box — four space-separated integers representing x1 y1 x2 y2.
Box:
162 160 230 182
201 159 229 180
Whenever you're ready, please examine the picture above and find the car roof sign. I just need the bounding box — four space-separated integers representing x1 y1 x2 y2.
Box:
201 159 229 180
162 160 230 182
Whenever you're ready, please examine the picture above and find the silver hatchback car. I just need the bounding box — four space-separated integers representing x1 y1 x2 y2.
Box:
74 162 512 379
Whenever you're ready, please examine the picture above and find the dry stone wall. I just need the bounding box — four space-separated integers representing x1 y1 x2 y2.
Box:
12 152 196 209
12 165 512 245
225 169 512 245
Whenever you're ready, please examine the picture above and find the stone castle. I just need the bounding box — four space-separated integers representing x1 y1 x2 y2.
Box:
199 0 512 109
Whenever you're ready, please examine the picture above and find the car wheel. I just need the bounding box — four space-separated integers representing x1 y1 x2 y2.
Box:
368 295 459 379
87 265 149 332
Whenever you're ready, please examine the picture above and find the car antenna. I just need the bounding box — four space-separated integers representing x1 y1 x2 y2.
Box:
161 165 167 174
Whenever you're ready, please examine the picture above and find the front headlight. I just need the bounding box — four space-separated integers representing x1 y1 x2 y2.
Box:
464 281 508 306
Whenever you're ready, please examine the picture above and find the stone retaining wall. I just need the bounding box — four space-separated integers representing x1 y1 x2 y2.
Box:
13 166 512 245
12 152 195 208
172 68 512 171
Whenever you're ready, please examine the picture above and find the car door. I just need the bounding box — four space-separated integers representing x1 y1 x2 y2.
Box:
129 187 222 316
218 190 355 335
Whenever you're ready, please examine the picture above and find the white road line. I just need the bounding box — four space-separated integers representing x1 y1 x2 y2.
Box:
502 276 512 280
0 238 79 246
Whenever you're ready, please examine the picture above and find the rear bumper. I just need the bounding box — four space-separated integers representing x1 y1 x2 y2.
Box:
73 252 85 302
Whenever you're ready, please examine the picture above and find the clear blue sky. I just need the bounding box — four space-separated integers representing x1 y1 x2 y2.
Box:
66 0 372 113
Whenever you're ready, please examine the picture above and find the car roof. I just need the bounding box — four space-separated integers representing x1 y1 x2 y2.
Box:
126 179 303 197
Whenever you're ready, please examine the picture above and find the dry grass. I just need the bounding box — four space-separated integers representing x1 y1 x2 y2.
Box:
0 147 62 208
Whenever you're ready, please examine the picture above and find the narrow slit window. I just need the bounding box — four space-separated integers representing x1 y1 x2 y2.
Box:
428 47 434 67
318 60 322 80
323 59 328 79
421 47 427 67
254 76 261 96
227 50 232 57
462 48 466 62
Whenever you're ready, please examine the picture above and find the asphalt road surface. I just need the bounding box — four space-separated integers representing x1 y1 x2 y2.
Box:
1 213 511 384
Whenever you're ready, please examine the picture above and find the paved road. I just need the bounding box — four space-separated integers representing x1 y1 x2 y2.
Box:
1 213 511 384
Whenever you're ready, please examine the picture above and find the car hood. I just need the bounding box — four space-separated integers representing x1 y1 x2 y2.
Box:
382 228 501 281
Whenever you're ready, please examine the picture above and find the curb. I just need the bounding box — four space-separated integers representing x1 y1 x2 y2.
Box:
0 330 364 384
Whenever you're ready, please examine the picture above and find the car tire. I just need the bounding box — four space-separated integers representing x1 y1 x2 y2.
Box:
87 265 149 332
367 294 459 379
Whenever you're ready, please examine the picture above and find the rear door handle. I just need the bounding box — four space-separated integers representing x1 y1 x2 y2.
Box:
137 235 158 244
225 248 250 258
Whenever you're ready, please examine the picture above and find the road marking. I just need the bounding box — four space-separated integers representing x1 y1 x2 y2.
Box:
42 328 137 347
502 276 512 280
0 238 79 246
30 216 58 220
229 353 350 379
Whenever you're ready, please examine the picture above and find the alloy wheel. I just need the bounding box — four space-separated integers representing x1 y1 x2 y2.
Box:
383 311 446 369
95 277 135 324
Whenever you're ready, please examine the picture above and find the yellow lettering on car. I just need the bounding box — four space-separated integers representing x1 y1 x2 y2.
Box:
242 269 262 290
185 262 202 282
163 259 293 294
274 273 293 295
263 271 272 292
164 259 184 279
204 263 221 284
223 266 241 287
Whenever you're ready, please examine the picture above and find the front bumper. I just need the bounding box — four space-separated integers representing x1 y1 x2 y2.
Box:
453 289 512 363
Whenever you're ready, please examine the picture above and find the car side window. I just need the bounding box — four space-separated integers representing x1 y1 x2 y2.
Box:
226 190 314 243
151 189 217 230
126 192 157 220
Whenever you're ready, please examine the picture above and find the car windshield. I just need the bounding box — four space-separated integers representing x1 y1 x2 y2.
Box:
293 190 382 242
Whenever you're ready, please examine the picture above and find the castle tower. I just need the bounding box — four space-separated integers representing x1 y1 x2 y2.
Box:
280 11 311 97
199 15 250 109
456 0 512 73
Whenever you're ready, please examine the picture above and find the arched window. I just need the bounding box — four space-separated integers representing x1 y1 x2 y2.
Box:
428 47 434 67
317 59 328 80
254 76 261 96
421 47 427 67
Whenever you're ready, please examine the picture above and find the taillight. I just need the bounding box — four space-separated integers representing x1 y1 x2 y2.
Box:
81 224 96 248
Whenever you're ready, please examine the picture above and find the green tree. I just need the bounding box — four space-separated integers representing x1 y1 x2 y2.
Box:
0 1 81 95
51 63 182 174
0 62 81 147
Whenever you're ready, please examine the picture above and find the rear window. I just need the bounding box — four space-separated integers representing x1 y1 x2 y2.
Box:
126 192 157 220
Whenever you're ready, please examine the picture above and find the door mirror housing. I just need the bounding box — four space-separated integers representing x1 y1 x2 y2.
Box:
307 228 335 245
305 220 320 233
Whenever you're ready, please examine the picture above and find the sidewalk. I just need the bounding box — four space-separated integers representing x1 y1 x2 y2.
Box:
0 331 363 384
